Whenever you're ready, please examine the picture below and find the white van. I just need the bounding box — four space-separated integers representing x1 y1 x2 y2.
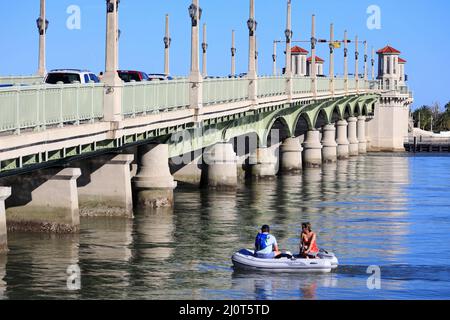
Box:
44 69 100 84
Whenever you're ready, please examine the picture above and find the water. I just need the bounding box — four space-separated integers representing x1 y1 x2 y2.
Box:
1 154 450 300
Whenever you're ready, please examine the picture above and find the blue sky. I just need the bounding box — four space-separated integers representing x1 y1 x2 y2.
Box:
0 0 449 109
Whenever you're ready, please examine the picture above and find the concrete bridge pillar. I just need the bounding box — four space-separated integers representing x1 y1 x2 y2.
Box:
204 143 238 189
171 151 203 187
76 154 134 218
280 137 303 172
0 188 11 253
134 144 177 208
321 124 338 163
251 147 278 178
302 130 323 168
347 117 359 156
365 119 372 151
336 120 350 160
3 168 81 233
357 116 367 154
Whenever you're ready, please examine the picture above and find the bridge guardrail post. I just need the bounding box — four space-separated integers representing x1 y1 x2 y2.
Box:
36 86 41 132
90 84 95 124
42 85 46 130
58 83 64 128
75 83 80 125
15 86 20 135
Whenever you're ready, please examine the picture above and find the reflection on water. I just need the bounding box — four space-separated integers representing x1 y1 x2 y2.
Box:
0 255 6 299
2 154 450 299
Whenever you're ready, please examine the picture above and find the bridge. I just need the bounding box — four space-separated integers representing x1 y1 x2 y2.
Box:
0 0 413 252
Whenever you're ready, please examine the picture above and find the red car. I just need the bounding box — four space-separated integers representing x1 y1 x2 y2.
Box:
117 70 149 82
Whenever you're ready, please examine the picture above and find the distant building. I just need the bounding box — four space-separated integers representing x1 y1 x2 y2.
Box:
290 46 309 76
307 56 325 76
376 45 407 89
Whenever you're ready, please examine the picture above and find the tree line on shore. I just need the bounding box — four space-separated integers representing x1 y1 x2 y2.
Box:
412 102 450 132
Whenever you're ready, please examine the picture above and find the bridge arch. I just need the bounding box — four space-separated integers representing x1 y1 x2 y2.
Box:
293 113 311 138
354 102 363 117
313 108 329 128
343 103 353 118
264 116 292 147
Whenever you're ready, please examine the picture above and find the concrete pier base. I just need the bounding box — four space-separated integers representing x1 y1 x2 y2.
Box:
348 117 359 156
203 143 238 189
302 130 323 168
358 116 367 154
0 188 11 253
251 147 278 178
280 137 303 172
365 120 372 152
77 154 134 218
336 120 350 160
3 168 81 233
171 152 203 187
134 144 177 208
236 154 250 182
321 124 338 163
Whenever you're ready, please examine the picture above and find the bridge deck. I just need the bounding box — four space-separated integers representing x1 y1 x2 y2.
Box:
0 76 411 176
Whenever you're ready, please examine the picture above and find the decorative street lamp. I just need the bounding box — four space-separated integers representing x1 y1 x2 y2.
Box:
285 29 293 42
164 36 171 49
188 3 202 27
231 47 236 57
311 36 317 50
202 42 208 53
107 0 120 13
247 18 257 36
36 17 49 36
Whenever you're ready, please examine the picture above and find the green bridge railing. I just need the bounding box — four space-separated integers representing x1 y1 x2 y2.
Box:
0 76 385 135
0 83 104 134
203 77 249 106
0 75 44 85
122 79 190 117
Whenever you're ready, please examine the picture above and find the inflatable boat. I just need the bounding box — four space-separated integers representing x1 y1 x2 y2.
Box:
231 249 339 273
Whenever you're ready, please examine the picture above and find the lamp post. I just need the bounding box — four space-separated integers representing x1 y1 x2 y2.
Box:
311 15 317 97
202 23 208 78
285 0 293 100
344 30 348 93
364 41 368 82
329 23 335 95
164 14 171 76
231 30 236 76
37 0 49 76
371 47 375 81
188 0 203 116
103 0 122 122
355 35 359 92
272 41 277 76
247 0 258 103
189 0 202 79
255 36 259 75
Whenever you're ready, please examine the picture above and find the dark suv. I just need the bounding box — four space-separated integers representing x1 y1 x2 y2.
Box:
117 70 149 82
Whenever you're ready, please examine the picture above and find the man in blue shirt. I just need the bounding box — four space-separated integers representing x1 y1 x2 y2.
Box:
254 225 280 259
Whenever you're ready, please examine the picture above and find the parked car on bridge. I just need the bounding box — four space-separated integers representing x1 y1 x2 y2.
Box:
117 70 150 82
44 69 100 84
147 73 173 81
